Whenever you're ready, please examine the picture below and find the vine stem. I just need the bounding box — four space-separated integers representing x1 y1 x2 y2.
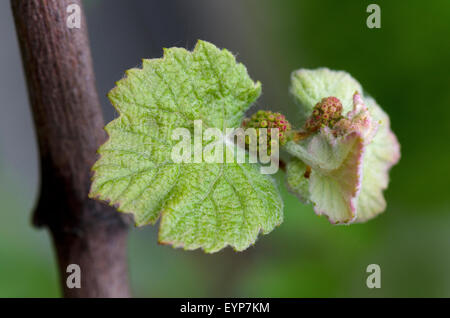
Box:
279 158 287 172
11 0 131 297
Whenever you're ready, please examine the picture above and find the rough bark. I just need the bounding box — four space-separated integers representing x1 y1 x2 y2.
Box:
11 0 131 297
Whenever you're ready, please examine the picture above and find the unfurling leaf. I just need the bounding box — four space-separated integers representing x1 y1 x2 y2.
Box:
290 68 363 122
285 68 400 224
89 40 283 253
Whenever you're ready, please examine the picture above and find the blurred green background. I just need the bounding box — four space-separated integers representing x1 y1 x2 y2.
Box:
1 0 449 297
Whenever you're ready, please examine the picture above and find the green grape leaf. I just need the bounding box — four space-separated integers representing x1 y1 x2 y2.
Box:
89 40 283 252
286 68 400 224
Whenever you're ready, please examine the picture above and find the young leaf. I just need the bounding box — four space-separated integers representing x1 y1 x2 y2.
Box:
285 129 364 224
89 40 283 252
285 158 310 204
286 68 400 224
354 97 400 222
290 68 363 122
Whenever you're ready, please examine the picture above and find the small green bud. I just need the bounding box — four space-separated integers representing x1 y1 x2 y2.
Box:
241 110 292 153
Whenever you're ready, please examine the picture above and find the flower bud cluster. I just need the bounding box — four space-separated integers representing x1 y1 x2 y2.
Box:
242 110 292 154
